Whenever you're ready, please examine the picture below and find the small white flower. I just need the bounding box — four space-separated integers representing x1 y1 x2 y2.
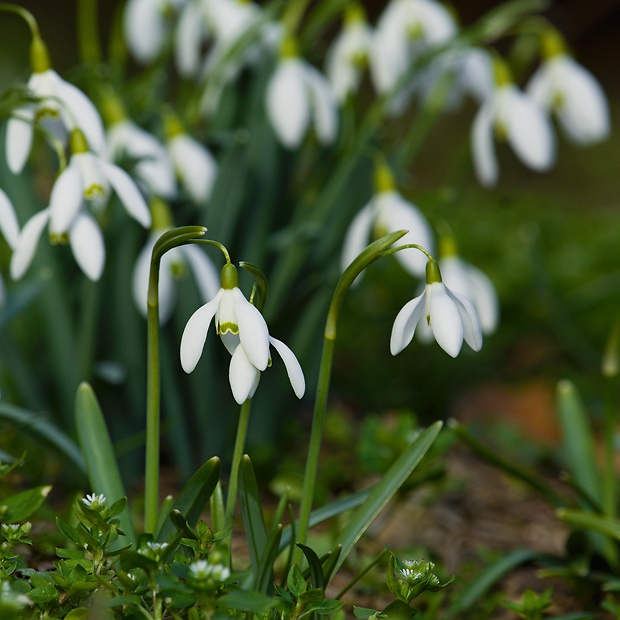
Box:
133 226 220 323
325 6 373 102
7 69 105 175
0 189 20 250
438 255 498 334
190 559 231 581
266 45 338 149
471 68 555 187
180 264 304 404
341 167 434 279
0 581 31 611
82 493 107 509
106 119 177 199
527 53 610 145
167 133 218 204
391 259 482 358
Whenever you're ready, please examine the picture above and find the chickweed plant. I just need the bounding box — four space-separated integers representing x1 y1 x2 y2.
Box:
0 0 612 617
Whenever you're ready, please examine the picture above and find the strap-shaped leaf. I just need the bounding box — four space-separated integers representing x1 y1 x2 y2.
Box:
75 382 135 544
0 485 50 521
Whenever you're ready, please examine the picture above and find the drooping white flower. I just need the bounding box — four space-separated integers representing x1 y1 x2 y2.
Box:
325 4 373 102
106 119 177 199
10 129 151 281
527 52 609 145
391 259 482 358
133 220 220 324
341 165 434 279
266 38 338 149
124 0 184 64
0 189 20 251
471 59 555 187
180 263 305 404
369 0 457 98
6 38 105 174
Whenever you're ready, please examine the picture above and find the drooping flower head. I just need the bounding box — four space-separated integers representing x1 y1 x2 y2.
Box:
526 28 610 145
391 257 482 357
341 163 434 279
180 260 305 404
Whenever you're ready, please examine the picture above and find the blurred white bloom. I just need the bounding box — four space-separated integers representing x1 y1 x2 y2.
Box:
106 119 177 199
472 61 555 187
190 560 231 581
325 4 373 102
0 189 20 251
167 132 218 204
181 263 304 404
341 165 433 279
124 0 184 64
527 53 610 145
391 259 482 358
266 43 338 149
438 254 498 334
6 39 105 174
10 130 151 281
369 0 457 98
133 226 219 323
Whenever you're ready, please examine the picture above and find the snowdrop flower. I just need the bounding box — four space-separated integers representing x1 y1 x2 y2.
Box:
181 262 305 404
391 258 482 358
325 4 373 102
124 0 184 64
437 237 498 334
133 200 219 323
0 189 20 306
6 36 105 175
11 129 151 281
526 29 609 145
471 58 555 187
266 36 338 149
369 0 457 97
341 164 434 279
165 116 218 204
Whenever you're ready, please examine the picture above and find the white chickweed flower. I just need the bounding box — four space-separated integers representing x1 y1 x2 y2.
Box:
82 493 107 509
391 259 482 358
180 262 305 404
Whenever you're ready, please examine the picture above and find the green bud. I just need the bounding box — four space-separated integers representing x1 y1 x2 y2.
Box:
150 197 173 231
374 163 396 194
425 259 442 284
70 128 90 154
280 34 298 59
492 57 512 88
220 263 238 290
30 35 51 73
541 27 566 60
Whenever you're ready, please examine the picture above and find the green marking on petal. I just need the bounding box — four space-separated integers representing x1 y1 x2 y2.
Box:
217 322 239 335
84 184 106 199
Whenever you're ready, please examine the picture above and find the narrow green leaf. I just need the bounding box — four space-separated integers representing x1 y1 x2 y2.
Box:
238 455 267 578
255 523 283 594
0 485 50 521
157 457 221 542
330 422 443 578
557 508 620 541
74 382 135 544
298 543 325 589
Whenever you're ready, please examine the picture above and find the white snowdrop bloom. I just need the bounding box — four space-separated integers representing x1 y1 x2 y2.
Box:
438 254 498 334
106 119 177 199
6 38 105 174
369 0 457 96
325 5 373 102
180 263 304 404
124 0 184 64
391 259 482 358
527 53 610 145
133 224 220 323
266 40 338 149
471 61 555 187
341 165 433 279
0 189 20 250
175 0 211 77
10 129 151 281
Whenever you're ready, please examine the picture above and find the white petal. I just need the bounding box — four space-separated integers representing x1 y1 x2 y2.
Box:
0 189 20 249
266 58 310 149
229 344 261 405
369 5 409 93
303 64 338 144
233 288 270 370
427 282 463 357
180 289 224 373
135 158 177 199
70 211 105 281
124 0 167 64
341 203 374 272
99 161 151 227
502 87 555 171
175 1 207 77
269 336 305 398
169 135 218 203
158 251 178 323
49 164 84 234
179 244 220 302
6 108 35 174
378 191 434 277
390 292 426 355
471 100 497 186
447 288 483 352
132 234 155 318
10 209 50 280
